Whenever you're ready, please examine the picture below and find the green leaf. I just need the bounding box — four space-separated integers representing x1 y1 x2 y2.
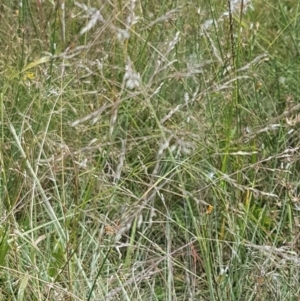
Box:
17 272 29 301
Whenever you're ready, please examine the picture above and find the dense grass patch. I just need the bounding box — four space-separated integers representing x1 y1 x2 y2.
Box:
0 0 300 300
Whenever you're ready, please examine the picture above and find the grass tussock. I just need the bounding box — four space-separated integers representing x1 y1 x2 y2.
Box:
0 0 300 300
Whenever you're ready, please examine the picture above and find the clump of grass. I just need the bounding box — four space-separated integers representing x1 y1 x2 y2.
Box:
0 0 300 300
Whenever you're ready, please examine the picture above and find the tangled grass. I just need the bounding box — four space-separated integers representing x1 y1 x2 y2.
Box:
0 0 300 300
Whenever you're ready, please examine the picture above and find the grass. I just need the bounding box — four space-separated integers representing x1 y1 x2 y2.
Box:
0 0 300 300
